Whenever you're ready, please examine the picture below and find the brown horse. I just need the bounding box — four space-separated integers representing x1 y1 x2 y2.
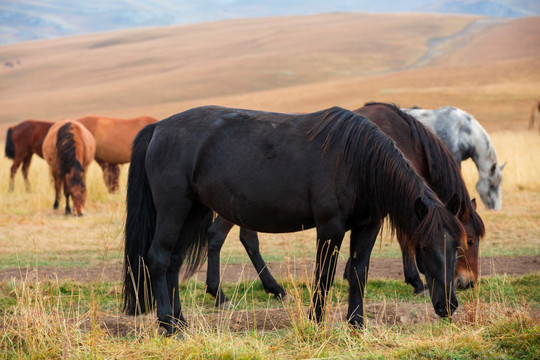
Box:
354 103 484 291
5 120 53 192
205 103 484 308
528 100 540 133
42 120 96 216
76 115 158 192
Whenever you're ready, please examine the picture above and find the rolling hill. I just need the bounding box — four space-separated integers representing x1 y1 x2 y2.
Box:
0 13 538 134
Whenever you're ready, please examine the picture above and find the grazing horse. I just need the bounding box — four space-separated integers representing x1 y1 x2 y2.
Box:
42 120 96 216
205 103 484 308
529 100 540 133
123 105 465 335
5 120 53 192
404 106 505 210
76 115 158 192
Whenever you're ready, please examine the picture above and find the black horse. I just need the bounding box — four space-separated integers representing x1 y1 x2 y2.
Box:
123 105 465 335
206 103 485 308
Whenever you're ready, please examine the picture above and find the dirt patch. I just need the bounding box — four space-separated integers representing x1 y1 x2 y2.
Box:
77 302 445 338
1 255 538 283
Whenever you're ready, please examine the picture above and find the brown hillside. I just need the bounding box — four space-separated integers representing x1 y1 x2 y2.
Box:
442 16 540 64
0 13 538 133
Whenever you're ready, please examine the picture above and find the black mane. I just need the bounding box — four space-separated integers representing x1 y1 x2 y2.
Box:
364 102 485 239
306 107 463 252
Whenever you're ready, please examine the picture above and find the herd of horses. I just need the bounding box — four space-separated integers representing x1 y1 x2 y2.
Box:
5 102 508 335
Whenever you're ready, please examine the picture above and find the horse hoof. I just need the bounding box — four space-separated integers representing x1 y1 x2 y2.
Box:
157 326 169 337
413 288 429 297
218 301 234 310
277 293 293 303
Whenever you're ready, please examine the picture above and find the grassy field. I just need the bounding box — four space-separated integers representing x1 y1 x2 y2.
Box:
1 12 539 360
0 129 539 359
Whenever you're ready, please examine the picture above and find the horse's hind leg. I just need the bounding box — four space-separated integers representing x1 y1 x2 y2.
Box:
63 180 71 215
9 157 23 192
96 159 117 193
148 197 196 335
52 176 62 210
206 216 235 308
167 202 212 327
239 227 287 301
110 164 120 192
347 221 380 328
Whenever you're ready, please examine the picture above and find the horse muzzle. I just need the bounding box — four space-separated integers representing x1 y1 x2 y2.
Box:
434 297 458 317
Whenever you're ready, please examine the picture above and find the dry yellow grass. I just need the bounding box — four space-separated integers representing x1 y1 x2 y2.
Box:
0 129 538 267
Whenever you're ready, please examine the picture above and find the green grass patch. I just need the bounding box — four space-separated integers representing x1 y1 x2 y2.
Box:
2 274 537 316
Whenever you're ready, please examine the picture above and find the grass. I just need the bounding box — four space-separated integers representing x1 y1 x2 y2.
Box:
0 274 538 359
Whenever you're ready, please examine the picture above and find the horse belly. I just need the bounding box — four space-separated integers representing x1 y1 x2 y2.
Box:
208 190 316 234
194 157 318 233
94 141 131 164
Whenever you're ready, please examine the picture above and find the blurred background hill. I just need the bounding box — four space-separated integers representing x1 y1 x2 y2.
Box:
1 0 539 44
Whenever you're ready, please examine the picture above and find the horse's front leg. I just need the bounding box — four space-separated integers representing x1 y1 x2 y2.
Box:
309 223 345 323
239 227 287 301
400 238 427 295
206 216 235 308
347 221 380 328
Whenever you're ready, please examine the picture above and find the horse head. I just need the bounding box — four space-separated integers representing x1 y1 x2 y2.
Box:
412 193 464 318
67 167 87 216
476 162 505 210
454 198 481 289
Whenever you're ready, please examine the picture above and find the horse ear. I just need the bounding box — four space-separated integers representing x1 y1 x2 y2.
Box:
445 193 460 216
471 198 477 210
414 197 429 222
490 163 497 175
459 200 471 222
499 162 507 171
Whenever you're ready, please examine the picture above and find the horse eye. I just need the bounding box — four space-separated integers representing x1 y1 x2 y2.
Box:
467 238 474 246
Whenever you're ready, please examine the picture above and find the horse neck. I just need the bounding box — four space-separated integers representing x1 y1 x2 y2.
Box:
469 120 498 176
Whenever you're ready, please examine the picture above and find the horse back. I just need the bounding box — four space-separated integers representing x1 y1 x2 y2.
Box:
77 115 158 164
147 106 356 233
8 120 53 158
354 104 428 177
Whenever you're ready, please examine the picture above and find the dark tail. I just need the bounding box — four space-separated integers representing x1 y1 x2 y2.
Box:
123 123 158 315
5 128 14 159
57 122 84 185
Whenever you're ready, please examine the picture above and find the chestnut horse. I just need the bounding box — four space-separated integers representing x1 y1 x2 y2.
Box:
205 103 484 309
76 115 158 192
5 120 53 192
42 120 96 216
529 100 540 133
